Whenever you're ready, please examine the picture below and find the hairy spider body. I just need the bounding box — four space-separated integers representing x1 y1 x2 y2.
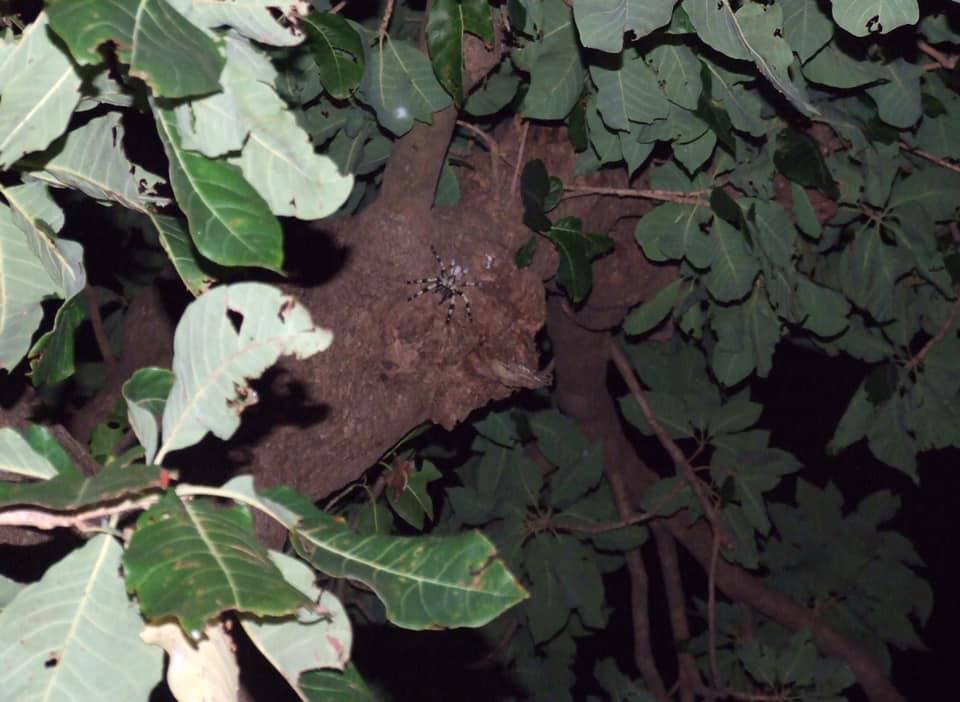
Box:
406 246 480 324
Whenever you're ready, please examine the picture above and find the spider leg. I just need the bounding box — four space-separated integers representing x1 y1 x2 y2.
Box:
460 291 473 323
429 245 446 277
445 297 456 325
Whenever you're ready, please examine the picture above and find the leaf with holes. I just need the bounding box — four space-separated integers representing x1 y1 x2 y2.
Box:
124 492 309 633
158 283 331 461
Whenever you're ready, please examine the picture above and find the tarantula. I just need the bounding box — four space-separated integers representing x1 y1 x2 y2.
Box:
406 245 480 324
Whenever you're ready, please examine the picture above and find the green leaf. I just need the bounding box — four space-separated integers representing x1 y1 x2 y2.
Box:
844 231 911 322
46 0 224 98
0 535 162 700
158 283 332 460
125 493 309 633
649 43 702 110
545 217 613 302
573 0 676 53
123 367 174 464
791 183 822 238
302 12 365 99
387 460 443 530
624 278 688 335
361 38 453 136
0 575 21 613
28 294 86 387
0 462 165 510
866 60 924 128
702 60 767 138
464 61 521 116
474 408 520 447
781 0 833 63
706 390 762 436
802 42 886 89
427 0 494 105
774 129 839 198
149 213 216 296
590 53 671 130
0 426 59 479
300 665 378 702
518 0 585 120
176 0 308 48
550 442 604 509
634 202 713 267
153 104 283 269
1 182 84 299
268 489 529 629
240 552 352 690
830 0 918 37
795 277 850 337
705 219 758 302
0 14 82 168
0 205 60 370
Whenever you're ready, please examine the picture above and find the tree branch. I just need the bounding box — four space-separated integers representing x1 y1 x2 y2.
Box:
563 184 707 206
898 141 960 174
0 496 157 531
608 338 733 549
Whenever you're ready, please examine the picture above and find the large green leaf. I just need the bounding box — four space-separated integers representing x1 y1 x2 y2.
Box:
28 111 170 214
634 201 713 267
46 0 224 98
221 35 354 220
158 283 332 461
781 0 833 62
573 0 676 53
830 0 918 36
544 217 614 302
518 0 585 120
0 204 60 371
264 487 529 630
590 53 671 130
866 60 924 129
427 0 494 105
0 536 163 700
705 218 758 302
302 12 365 100
0 14 82 168
125 492 309 633
153 104 283 269
0 182 84 301
361 38 453 135
27 293 86 387
148 212 216 296
649 43 702 110
0 461 165 510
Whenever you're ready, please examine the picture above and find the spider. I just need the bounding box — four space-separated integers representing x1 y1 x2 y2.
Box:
406 245 480 324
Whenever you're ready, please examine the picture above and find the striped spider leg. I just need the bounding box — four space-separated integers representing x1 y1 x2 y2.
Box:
406 245 480 324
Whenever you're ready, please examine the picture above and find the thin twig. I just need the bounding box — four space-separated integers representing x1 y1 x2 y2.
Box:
563 184 707 206
330 1 347 13
0 496 158 530
898 141 960 174
378 0 395 43
456 120 501 197
917 40 959 70
904 292 960 370
82 286 116 368
608 338 733 548
707 531 722 690
510 118 528 195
